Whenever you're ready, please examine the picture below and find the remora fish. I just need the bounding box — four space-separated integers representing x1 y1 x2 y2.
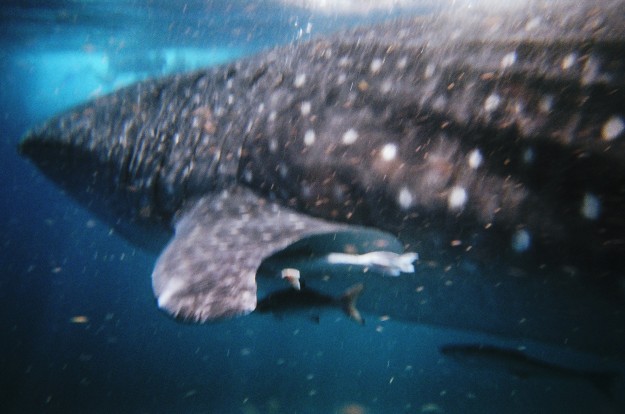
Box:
18 0 625 355
439 343 620 398
256 282 365 324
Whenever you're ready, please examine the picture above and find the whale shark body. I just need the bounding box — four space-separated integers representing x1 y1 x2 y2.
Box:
439 343 620 397
19 0 625 356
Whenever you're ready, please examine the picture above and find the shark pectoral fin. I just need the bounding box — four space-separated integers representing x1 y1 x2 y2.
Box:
151 187 349 322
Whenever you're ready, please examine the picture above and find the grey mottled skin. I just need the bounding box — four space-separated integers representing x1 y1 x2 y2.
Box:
240 3 625 269
18 0 625 355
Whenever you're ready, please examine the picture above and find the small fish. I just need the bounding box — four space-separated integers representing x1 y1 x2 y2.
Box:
326 251 418 276
256 282 365 325
281 267 301 290
440 343 620 398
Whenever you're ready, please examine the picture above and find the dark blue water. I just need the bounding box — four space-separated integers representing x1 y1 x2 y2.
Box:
1 1 623 413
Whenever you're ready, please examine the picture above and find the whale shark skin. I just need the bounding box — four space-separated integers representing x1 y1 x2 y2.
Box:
18 0 625 356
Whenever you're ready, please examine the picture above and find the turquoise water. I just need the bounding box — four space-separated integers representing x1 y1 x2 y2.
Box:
1 1 623 413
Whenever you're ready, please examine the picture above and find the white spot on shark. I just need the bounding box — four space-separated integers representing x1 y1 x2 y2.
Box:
500 52 517 69
484 94 501 112
424 63 435 78
301 183 313 199
380 143 398 161
448 186 467 210
303 129 316 146
397 56 408 70
397 187 414 210
602 116 624 141
433 95 447 111
582 56 600 85
278 163 289 178
300 101 311 116
380 79 393 94
269 139 278 153
342 128 359 145
561 53 577 71
539 95 554 113
294 73 306 88
338 56 351 68
243 169 253 183
370 58 383 74
524 17 541 31
468 149 483 169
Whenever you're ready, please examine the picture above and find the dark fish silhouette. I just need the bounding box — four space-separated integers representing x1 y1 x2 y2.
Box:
18 0 625 356
256 282 365 324
440 343 620 398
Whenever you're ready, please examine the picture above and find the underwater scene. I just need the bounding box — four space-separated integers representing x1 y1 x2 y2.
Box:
2 1 625 413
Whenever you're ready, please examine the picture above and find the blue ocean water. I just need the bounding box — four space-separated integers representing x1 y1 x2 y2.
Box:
1 1 623 413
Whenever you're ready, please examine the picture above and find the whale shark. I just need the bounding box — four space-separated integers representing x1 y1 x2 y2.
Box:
18 0 625 356
439 343 620 398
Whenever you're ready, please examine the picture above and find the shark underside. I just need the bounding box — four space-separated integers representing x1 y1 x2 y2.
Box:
18 0 625 356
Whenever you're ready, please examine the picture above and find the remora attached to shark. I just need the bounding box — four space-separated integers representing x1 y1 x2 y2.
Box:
256 282 365 325
18 0 625 355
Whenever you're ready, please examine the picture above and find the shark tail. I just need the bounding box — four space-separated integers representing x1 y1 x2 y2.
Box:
584 370 620 399
340 283 365 325
396 252 419 273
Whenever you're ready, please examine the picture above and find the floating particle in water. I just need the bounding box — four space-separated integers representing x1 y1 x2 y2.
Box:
421 402 444 413
339 402 368 414
70 315 89 324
